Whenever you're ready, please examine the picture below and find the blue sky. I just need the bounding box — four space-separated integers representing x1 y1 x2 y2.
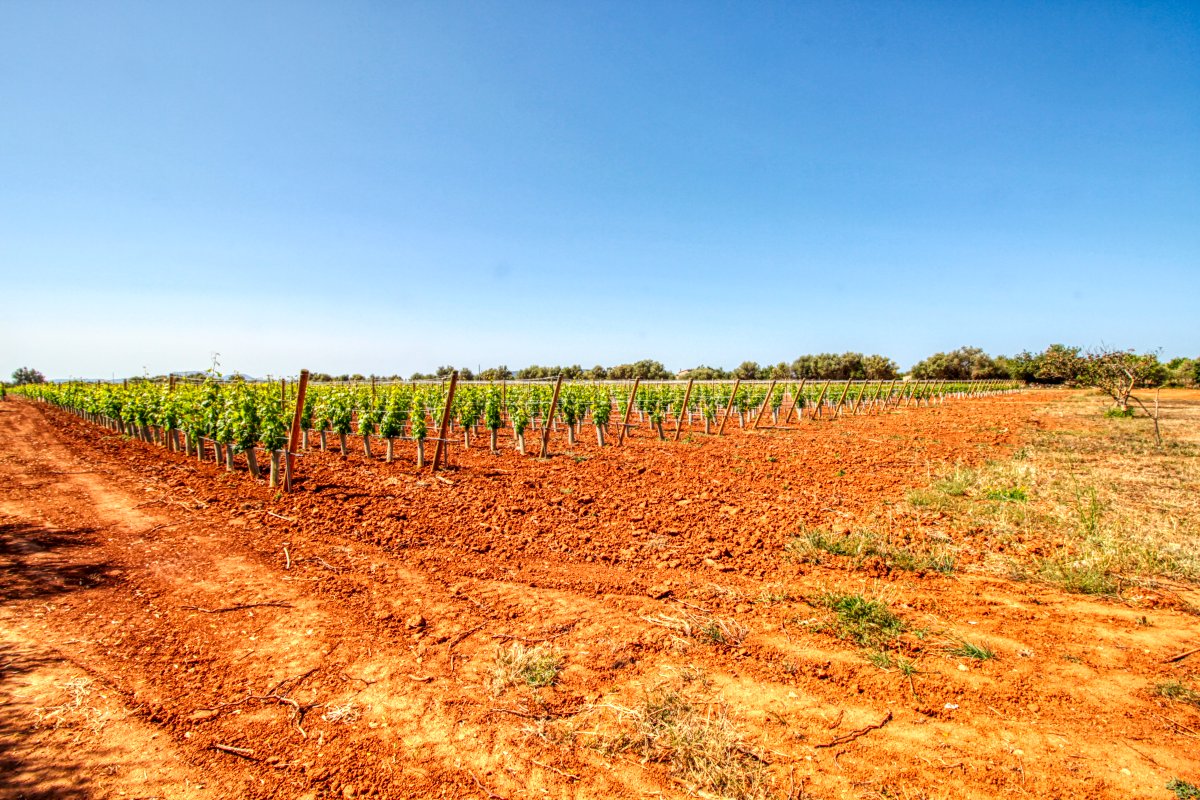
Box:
2 1 1197 379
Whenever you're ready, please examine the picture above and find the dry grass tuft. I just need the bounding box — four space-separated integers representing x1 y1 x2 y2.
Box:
489 642 564 694
582 684 771 800
644 610 749 648
32 677 112 736
321 702 363 724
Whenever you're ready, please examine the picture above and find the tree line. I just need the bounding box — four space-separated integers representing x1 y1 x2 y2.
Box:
11 346 1199 388
411 347 1196 386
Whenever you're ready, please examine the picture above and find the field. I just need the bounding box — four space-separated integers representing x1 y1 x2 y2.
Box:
1 388 1198 800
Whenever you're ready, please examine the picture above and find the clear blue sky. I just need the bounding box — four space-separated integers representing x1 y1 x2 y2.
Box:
2 1 1197 379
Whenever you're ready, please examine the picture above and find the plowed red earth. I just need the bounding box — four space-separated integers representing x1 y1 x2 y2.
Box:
2 393 1197 800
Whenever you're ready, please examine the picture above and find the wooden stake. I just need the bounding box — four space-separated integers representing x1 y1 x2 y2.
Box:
673 378 695 441
810 381 830 419
753 380 777 429
782 379 807 425
832 380 852 417
851 380 871 415
284 369 309 492
716 379 741 436
883 379 898 409
280 378 286 413
617 378 640 446
904 381 918 407
432 371 459 471
540 375 564 457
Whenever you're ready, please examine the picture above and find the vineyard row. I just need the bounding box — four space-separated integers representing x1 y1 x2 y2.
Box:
13 375 1021 488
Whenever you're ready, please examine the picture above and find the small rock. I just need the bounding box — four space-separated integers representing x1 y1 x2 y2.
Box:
342 785 356 798
405 614 426 630
957 663 968 672
188 709 218 723
646 584 672 599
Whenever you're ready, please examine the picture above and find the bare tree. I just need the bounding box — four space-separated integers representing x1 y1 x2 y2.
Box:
1076 348 1164 445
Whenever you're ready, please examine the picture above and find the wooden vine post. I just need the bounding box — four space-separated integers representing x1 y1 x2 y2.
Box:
716 378 742 436
166 375 176 451
673 378 695 441
782 379 807 425
284 369 310 492
904 381 919 407
874 379 889 411
432 371 459 471
832 380 853 417
539 374 564 457
752 379 777 429
862 380 882 414
851 380 872 415
280 378 287 413
880 379 896 410
617 377 641 446
810 381 831 419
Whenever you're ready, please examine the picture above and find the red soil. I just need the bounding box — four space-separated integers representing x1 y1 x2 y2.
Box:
1 392 1196 799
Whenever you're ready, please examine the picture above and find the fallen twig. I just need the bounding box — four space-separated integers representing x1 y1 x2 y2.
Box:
1162 646 1200 664
132 498 167 509
470 772 506 800
488 705 580 720
530 759 580 781
267 511 296 522
436 475 455 486
1123 741 1165 768
180 602 293 614
269 667 319 696
736 744 772 765
1157 713 1200 738
671 599 712 614
339 672 378 686
210 743 255 758
815 710 893 748
488 707 544 719
283 546 291 570
491 624 575 644
142 521 187 534
448 623 486 650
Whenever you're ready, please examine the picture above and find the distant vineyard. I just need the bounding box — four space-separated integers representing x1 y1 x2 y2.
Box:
12 375 1020 487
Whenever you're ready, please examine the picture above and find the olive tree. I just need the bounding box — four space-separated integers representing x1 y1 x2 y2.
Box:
11 367 46 384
